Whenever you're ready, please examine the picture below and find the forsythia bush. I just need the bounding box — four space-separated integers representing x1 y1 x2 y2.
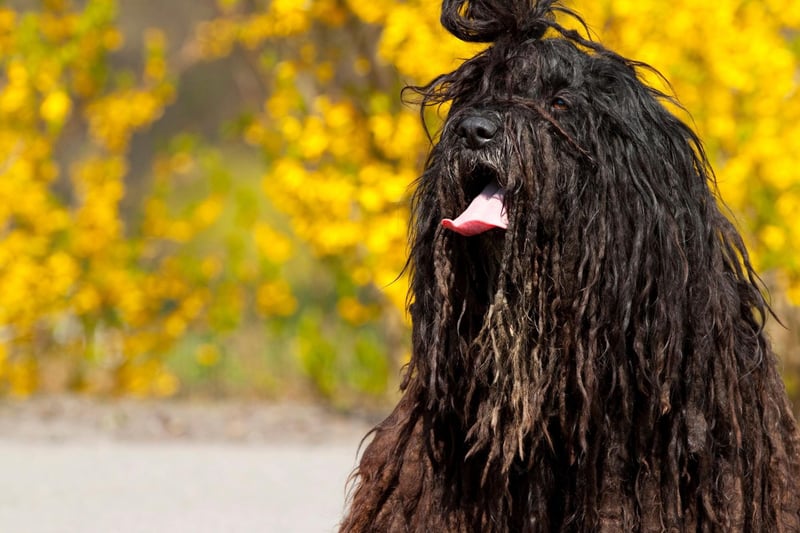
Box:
0 0 798 398
0 0 180 395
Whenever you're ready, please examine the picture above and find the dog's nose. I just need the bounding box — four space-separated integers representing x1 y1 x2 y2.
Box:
456 115 498 149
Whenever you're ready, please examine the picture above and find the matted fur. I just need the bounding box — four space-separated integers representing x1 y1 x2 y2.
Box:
340 1 800 531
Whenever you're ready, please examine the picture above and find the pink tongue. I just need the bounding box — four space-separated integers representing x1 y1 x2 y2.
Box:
441 181 508 236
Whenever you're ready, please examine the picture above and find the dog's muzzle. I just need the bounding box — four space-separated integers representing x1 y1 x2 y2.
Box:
441 112 509 236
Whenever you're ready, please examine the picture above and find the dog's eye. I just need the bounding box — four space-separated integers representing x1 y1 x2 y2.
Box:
551 97 569 111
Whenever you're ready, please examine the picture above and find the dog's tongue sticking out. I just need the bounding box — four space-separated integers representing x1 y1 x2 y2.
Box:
442 181 508 236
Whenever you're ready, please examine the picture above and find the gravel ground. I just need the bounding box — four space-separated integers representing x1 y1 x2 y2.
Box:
0 396 382 533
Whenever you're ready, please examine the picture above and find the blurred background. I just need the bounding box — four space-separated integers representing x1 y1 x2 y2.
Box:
0 0 798 409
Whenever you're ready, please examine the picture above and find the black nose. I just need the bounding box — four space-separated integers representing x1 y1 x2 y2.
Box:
456 115 498 149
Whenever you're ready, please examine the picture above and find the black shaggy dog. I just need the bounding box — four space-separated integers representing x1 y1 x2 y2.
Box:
340 1 800 531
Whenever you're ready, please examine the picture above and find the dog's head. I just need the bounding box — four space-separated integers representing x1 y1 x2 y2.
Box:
426 0 705 241
406 0 765 472
410 1 716 310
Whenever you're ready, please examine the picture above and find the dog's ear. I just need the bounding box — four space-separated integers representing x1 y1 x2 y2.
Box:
440 0 557 42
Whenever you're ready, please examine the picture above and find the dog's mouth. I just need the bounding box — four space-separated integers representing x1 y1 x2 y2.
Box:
441 173 509 236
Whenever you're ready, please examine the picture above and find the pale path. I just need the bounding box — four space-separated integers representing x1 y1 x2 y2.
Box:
0 397 378 533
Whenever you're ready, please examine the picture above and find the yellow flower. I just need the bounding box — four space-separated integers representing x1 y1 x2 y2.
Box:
193 195 224 228
40 91 72 125
74 286 102 314
337 297 375 326
254 223 294 263
761 225 786 250
201 256 223 279
789 284 800 306
164 313 187 338
196 343 221 367
154 370 180 397
0 8 16 31
9 359 36 397
257 280 298 317
0 84 29 114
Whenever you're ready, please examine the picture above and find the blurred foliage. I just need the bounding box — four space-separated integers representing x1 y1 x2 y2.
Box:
0 0 798 403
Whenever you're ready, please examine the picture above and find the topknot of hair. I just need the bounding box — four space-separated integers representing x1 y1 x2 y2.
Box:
440 0 559 43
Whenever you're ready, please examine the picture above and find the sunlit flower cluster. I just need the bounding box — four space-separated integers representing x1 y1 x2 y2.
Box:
0 1 184 396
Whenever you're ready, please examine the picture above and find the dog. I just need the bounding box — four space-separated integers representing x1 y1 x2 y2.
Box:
340 1 800 531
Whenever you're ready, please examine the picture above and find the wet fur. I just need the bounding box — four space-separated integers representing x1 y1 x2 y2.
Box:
340 1 800 531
